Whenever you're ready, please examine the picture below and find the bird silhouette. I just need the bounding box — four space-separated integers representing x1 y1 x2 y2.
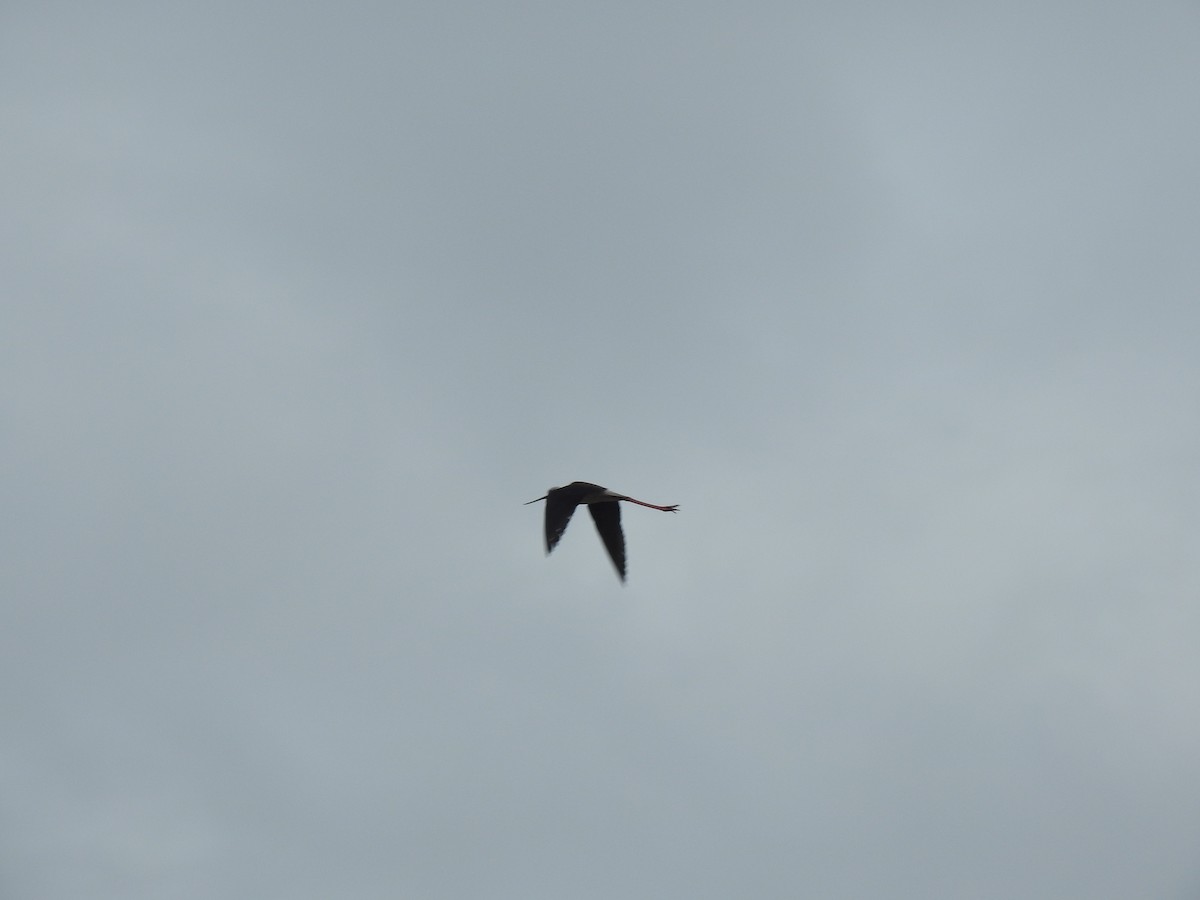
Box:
524 481 678 582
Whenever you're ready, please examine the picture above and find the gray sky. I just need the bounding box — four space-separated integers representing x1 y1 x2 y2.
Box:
4 2 1199 898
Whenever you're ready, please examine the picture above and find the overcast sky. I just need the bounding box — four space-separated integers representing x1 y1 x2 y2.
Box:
4 2 1200 898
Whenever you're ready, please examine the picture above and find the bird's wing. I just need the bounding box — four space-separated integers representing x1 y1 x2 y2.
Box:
587 501 626 582
544 490 578 553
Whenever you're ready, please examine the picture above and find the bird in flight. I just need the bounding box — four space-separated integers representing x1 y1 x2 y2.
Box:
524 481 678 582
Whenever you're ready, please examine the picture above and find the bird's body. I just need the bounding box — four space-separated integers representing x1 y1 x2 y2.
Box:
524 481 678 582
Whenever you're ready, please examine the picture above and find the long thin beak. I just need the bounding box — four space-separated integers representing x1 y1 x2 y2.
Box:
523 495 547 505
